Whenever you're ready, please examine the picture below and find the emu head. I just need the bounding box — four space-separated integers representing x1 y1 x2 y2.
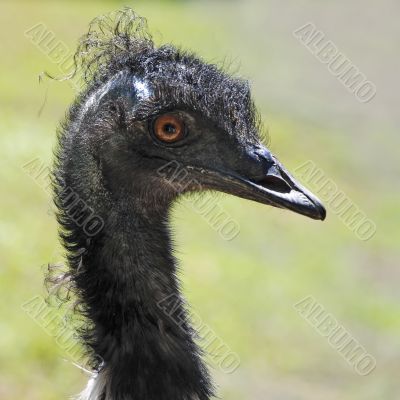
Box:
65 9 325 221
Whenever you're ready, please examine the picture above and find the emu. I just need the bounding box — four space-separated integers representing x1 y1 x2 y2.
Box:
52 9 325 400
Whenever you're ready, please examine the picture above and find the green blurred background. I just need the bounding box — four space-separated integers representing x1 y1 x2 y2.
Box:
1 0 399 399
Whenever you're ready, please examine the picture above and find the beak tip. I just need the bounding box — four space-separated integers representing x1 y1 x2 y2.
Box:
314 203 327 221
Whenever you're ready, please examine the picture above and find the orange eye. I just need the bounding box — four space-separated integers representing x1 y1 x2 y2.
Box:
153 114 185 144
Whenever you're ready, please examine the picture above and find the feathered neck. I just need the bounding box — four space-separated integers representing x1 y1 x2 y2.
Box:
55 164 213 400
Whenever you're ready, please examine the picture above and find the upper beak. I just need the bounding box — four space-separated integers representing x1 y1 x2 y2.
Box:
193 147 326 221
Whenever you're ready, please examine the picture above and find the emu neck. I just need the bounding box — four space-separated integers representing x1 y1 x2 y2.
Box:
79 197 211 400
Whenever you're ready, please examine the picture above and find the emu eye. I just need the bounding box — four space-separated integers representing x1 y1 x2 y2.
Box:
153 114 185 144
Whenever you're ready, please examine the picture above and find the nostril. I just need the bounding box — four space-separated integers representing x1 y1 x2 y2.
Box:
256 175 292 193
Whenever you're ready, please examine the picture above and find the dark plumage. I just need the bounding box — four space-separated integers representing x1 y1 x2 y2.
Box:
52 8 325 400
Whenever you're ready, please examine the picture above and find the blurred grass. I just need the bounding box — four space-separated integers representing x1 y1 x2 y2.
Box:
0 0 399 399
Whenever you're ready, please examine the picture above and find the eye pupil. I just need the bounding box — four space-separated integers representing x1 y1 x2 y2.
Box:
164 123 176 134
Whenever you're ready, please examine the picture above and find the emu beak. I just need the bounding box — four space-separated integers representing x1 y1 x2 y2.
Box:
199 147 326 221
